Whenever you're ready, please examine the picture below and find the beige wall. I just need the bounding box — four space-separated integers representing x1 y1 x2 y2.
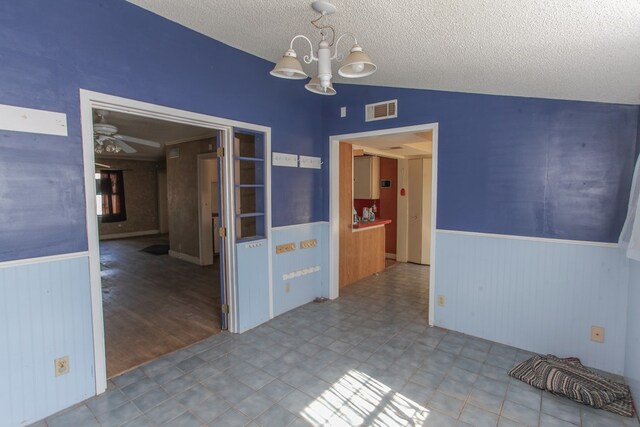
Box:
167 138 217 258
97 158 160 237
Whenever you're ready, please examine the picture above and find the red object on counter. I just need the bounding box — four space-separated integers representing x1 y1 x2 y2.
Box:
352 219 392 229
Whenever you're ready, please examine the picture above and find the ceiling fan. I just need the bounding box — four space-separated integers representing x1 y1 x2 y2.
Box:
93 110 161 154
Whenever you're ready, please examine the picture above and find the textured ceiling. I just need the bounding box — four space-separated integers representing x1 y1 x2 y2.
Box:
128 0 640 104
346 130 432 159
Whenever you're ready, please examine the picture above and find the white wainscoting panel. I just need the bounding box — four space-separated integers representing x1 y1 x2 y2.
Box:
434 231 628 374
0 256 95 426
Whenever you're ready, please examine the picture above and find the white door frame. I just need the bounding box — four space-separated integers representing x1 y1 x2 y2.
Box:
329 123 439 325
79 89 271 394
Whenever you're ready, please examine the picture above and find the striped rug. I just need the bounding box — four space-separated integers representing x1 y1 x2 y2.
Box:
509 355 634 417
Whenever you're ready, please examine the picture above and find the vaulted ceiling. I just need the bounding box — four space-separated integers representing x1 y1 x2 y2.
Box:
128 0 640 105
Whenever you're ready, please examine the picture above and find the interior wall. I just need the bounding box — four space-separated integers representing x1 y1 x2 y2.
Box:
323 85 638 243
96 158 159 237
167 138 216 259
323 84 639 373
625 260 640 409
379 157 398 255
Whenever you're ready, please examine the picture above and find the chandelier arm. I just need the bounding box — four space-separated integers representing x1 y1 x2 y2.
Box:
331 33 358 61
289 35 317 64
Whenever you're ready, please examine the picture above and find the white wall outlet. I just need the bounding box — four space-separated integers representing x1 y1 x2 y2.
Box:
55 356 70 376
437 295 445 306
340 106 347 117
272 152 298 167
591 326 605 343
285 283 291 293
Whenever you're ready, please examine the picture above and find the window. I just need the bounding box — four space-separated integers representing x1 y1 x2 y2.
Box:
96 170 127 223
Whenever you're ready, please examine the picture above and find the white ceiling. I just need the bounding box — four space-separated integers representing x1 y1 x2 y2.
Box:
94 109 216 160
128 0 640 105
346 130 432 159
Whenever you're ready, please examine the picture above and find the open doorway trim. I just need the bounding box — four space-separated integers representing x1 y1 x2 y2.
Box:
79 89 272 395
328 123 439 325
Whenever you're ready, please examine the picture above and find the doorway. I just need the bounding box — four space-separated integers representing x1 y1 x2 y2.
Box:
80 90 271 394
92 108 226 378
329 123 438 325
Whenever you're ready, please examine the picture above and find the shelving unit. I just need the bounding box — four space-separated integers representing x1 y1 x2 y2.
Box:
234 130 266 242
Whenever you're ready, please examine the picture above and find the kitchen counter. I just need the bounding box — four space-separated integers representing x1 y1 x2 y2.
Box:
352 218 392 231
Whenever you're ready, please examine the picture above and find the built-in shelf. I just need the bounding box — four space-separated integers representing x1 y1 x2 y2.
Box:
236 235 266 243
236 212 265 218
236 156 264 162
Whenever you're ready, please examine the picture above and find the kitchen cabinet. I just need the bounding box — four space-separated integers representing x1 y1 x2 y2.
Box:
353 155 380 199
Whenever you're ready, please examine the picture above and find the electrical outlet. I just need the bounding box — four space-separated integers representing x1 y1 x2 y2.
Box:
591 326 605 343
55 356 70 376
437 295 445 306
285 283 291 293
340 107 347 117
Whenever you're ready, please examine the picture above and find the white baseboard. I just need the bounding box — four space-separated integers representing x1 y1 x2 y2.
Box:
385 253 396 260
168 250 201 265
99 230 160 241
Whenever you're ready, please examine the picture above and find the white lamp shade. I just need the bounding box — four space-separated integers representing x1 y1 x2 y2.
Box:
338 45 377 78
305 77 337 95
270 49 308 80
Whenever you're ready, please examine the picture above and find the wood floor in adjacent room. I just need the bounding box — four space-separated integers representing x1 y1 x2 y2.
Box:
99 235 221 378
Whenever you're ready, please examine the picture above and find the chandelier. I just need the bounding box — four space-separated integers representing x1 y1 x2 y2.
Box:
270 1 377 95
94 135 122 154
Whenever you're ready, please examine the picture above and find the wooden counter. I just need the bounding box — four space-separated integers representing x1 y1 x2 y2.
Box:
352 218 392 231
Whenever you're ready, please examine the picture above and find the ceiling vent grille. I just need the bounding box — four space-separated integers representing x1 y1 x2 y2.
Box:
365 99 397 122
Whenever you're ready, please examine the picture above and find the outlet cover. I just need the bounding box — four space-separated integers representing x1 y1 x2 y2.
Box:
591 326 605 343
285 283 291 293
55 356 70 376
437 295 445 306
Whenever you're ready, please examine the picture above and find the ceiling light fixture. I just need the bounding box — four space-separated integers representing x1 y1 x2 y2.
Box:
93 110 122 154
270 0 377 96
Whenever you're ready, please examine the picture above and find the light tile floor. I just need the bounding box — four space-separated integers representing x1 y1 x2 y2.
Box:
34 263 639 427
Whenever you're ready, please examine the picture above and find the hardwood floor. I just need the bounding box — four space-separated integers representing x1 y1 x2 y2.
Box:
99 235 221 378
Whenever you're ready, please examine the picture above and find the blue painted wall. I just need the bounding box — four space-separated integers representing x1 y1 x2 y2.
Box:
625 260 640 412
0 0 324 262
323 85 639 243
0 257 95 427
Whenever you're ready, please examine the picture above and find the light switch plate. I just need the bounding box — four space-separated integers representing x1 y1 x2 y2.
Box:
340 106 347 117
276 242 296 254
299 155 322 169
591 325 605 343
272 152 298 167
300 239 317 249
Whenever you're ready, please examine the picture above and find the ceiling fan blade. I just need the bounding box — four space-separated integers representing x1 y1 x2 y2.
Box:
95 162 111 168
114 134 161 148
114 140 137 153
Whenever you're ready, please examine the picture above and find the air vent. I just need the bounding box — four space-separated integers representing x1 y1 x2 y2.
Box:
365 99 398 122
